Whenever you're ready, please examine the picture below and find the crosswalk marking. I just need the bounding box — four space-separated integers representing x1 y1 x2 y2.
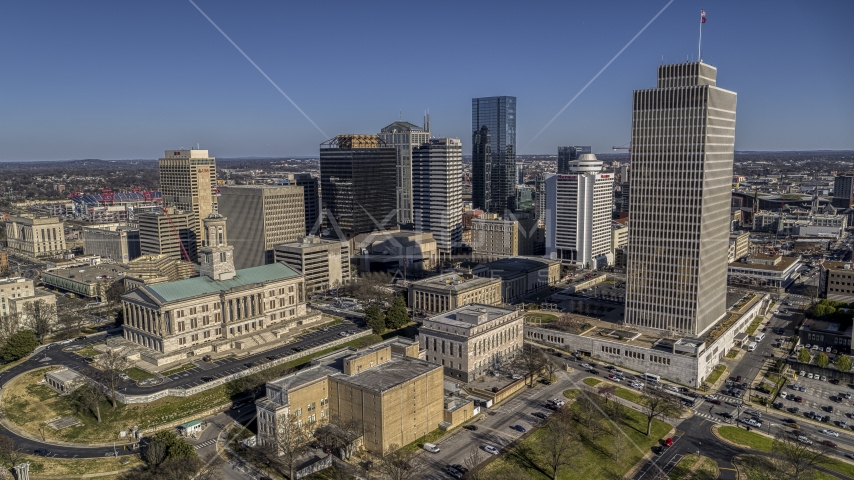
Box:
194 439 217 449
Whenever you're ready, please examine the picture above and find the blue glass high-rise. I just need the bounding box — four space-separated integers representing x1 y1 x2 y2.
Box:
472 96 516 214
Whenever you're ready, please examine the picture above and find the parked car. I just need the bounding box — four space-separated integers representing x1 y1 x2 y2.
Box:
720 412 734 419
483 445 500 455
512 425 527 433
33 448 51 457
463 425 478 431
532 412 548 419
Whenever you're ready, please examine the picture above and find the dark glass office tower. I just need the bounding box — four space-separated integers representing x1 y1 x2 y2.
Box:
320 135 397 240
557 146 592 174
472 96 516 214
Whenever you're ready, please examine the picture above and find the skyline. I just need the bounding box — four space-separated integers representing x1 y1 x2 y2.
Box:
1 0 853 162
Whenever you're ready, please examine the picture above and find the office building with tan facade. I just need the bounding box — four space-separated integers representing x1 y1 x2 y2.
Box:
408 272 501 315
120 214 320 366
418 304 523 381
158 149 218 237
256 337 447 455
5 215 66 257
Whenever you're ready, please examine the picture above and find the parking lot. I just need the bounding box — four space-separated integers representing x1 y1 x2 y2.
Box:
777 374 854 428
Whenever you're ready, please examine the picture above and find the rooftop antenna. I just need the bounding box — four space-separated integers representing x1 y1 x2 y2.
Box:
698 9 706 62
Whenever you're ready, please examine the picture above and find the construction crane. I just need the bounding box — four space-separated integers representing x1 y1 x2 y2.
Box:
612 142 631 152
160 207 195 272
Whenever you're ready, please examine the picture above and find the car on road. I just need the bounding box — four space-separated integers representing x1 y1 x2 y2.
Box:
821 429 839 437
709 399 722 405
608 374 622 382
741 418 762 428
581 363 592 369
512 425 527 433
822 440 838 449
243 362 254 368
797 435 813 445
201 376 214 382
539 379 552 385
704 394 718 400
463 425 478 431
745 409 762 418
265 355 277 361
230 401 247 410
83 357 94 364
33 448 51 456
483 445 500 455
720 412 734 419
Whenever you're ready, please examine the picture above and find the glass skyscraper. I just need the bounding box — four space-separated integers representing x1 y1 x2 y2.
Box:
472 96 516 215
557 146 592 174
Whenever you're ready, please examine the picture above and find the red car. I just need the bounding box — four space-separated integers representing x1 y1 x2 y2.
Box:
710 399 722 405
663 437 674 447
795 396 804 403
822 440 838 449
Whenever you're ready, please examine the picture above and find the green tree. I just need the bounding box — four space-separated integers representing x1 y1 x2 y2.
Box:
0 330 38 361
364 304 386 334
385 296 409 330
835 355 852 373
812 303 836 317
152 430 197 459
797 348 811 364
815 352 829 368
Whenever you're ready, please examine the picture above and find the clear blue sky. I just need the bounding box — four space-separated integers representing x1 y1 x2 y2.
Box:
1 0 852 161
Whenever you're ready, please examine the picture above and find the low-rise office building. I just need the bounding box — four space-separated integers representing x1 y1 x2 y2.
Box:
0 277 57 326
120 214 321 366
274 237 350 294
418 304 523 381
470 217 538 262
82 225 141 264
525 292 771 387
479 256 561 303
727 254 801 292
256 337 445 455
820 261 854 303
798 318 852 354
42 265 127 300
4 215 66 257
408 272 501 315
354 230 438 273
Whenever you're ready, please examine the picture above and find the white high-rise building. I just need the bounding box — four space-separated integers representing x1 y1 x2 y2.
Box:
545 154 614 269
379 117 431 225
624 62 737 336
412 138 463 257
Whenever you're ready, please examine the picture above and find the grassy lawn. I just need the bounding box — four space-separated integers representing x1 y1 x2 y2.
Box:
525 312 559 323
22 453 141 476
705 365 727 385
73 343 104 359
563 389 581 400
161 363 197 376
3 334 383 444
486 396 671 479
746 316 764 336
825 459 854 478
613 386 643 404
717 426 773 452
124 367 155 381
583 378 601 387
669 454 718 480
726 349 739 359
400 428 447 454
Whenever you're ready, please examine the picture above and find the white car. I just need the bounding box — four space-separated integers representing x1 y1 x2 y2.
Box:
821 429 839 437
705 394 718 400
581 363 592 369
798 435 814 445
665 385 679 392
630 381 645 390
799 371 806 377
845 392 852 399
820 376 827 382
483 445 500 455
807 373 815 379
780 392 788 399
512 374 523 380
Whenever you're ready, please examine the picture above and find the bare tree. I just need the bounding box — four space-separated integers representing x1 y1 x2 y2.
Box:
540 411 581 480
375 444 418 480
104 280 126 305
0 313 20 346
771 431 833 480
462 445 485 480
543 358 559 382
0 434 27 471
515 344 546 386
95 347 133 408
57 308 87 338
266 414 310 480
193 452 225 480
638 389 680 436
21 299 57 343
75 380 106 423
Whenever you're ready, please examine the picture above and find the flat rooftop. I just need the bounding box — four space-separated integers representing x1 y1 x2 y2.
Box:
486 256 560 274
42 265 127 285
427 303 516 328
412 272 499 292
729 256 798 272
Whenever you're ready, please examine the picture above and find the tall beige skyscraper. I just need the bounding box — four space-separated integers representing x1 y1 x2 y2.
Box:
624 62 737 336
158 149 218 237
379 118 431 225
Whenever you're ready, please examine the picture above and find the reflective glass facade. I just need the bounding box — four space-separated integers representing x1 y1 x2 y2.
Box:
472 96 516 214
557 146 592 174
